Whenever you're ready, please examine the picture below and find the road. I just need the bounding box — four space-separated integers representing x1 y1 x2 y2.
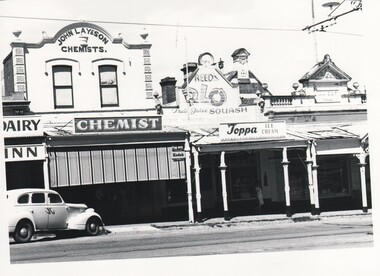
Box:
9 215 373 264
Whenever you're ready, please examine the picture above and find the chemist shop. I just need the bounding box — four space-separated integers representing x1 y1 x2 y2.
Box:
44 115 190 224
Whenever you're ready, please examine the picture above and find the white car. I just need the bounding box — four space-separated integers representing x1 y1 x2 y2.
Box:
7 189 104 243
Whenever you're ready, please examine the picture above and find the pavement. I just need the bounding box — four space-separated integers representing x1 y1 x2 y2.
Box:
103 209 372 233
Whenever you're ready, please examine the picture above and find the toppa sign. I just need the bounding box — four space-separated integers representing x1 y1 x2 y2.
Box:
219 121 287 142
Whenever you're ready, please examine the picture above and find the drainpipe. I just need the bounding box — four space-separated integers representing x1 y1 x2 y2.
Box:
43 142 50 190
184 136 194 223
282 147 292 217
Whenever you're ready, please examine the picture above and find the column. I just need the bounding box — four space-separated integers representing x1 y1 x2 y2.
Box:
355 151 369 212
220 151 230 221
311 141 320 215
282 147 292 217
184 137 194 223
306 142 315 215
193 147 202 222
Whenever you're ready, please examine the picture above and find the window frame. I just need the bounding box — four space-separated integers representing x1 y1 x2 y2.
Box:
52 65 74 109
98 65 119 107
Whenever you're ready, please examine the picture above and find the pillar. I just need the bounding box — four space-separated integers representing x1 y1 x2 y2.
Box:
282 147 292 217
185 137 194 223
193 147 202 222
355 151 369 212
306 142 315 215
311 141 320 215
220 151 230 221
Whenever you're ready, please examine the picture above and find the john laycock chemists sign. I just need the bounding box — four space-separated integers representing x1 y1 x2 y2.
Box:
220 121 286 142
74 116 162 133
56 26 110 53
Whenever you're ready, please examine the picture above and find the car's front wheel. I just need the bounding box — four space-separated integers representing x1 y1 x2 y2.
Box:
85 217 100 236
13 221 34 243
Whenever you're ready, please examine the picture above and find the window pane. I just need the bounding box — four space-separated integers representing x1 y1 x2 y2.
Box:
101 87 118 105
32 193 45 203
17 194 29 204
54 67 72 86
48 193 62 203
56 88 73 106
100 66 117 85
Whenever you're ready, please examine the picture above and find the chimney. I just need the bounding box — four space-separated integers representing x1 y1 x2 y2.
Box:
180 62 197 82
160 77 177 105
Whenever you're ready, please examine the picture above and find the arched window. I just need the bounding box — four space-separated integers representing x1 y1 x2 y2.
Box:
52 65 74 108
99 65 119 107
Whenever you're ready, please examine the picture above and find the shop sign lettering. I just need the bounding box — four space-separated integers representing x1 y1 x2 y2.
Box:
74 116 162 133
4 145 45 162
57 27 110 53
3 116 43 137
220 122 286 141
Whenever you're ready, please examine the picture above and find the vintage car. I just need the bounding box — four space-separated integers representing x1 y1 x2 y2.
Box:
7 188 104 243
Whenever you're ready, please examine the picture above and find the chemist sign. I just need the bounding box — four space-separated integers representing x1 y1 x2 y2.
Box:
220 121 287 142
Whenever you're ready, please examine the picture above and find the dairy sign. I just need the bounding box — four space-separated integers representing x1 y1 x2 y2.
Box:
56 26 110 53
3 116 43 138
74 116 162 133
220 122 287 142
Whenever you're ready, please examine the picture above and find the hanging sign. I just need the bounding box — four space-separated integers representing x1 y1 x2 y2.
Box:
220 121 287 141
171 147 186 161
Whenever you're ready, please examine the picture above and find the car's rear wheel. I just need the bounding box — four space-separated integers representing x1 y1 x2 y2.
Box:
85 217 100 236
14 221 34 243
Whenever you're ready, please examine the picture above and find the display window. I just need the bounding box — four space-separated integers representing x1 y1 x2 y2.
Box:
226 152 260 201
317 155 350 198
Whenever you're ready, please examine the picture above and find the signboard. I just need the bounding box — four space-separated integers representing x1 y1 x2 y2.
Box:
4 145 45 162
56 26 110 53
219 121 287 142
314 90 340 103
171 147 186 161
74 116 162 133
3 116 43 138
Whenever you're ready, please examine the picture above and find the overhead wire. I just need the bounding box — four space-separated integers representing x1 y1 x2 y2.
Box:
0 14 361 36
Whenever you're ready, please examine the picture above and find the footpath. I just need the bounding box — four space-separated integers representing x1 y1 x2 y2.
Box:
104 209 372 234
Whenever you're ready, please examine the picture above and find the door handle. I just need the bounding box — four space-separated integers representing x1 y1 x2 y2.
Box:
45 208 51 214
50 208 55 214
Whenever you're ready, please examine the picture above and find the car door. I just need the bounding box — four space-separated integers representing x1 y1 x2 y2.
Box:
47 192 69 229
30 192 49 230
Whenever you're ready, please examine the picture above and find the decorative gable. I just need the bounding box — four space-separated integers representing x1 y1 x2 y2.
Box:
299 54 351 85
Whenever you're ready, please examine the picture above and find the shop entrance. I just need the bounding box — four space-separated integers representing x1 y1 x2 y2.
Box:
6 161 44 190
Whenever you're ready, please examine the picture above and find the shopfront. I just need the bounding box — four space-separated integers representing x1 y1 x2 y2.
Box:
45 115 189 224
4 116 47 190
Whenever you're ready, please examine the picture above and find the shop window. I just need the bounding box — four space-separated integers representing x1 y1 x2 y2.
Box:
227 152 260 200
166 180 187 204
99 65 119 107
52 65 74 108
318 156 350 198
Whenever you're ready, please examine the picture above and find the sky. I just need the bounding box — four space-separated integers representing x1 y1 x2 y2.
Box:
0 0 370 95
0 0 379 275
